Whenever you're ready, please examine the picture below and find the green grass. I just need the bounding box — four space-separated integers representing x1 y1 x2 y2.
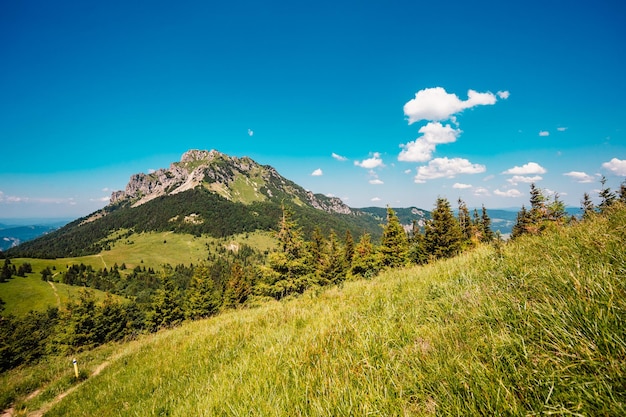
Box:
3 206 625 415
2 230 275 316
0 273 113 316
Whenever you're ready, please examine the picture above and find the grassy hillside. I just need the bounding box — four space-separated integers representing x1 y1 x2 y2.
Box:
1 230 275 315
2 205 625 415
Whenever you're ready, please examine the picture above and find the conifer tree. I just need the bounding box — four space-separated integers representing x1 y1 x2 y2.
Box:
185 263 221 319
323 230 345 284
598 176 616 212
511 205 531 239
408 221 428 265
147 274 184 330
343 230 355 269
380 207 409 268
480 205 495 242
222 262 251 309
619 180 626 203
425 197 463 259
581 192 595 219
259 204 314 299
547 192 567 223
529 183 547 223
457 198 472 242
349 233 380 279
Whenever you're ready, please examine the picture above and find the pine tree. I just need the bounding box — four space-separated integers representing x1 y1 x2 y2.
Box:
343 230 355 270
529 183 547 223
480 205 495 242
323 230 345 284
511 205 532 239
259 204 314 299
185 263 221 319
581 192 595 219
457 198 472 242
598 176 616 212
147 275 184 330
547 193 567 223
222 262 251 309
408 222 428 265
425 197 463 259
379 207 409 268
349 233 380 279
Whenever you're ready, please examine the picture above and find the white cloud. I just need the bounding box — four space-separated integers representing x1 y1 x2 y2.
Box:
502 162 547 175
497 90 510 99
414 157 486 183
564 171 595 183
404 169 412 174
354 152 384 169
602 158 626 176
494 188 523 198
403 87 499 124
311 168 323 176
371 197 381 202
539 131 550 137
248 129 254 137
507 175 543 185
453 183 472 189
398 122 462 162
557 127 568 132
474 187 491 196
332 152 347 162
369 179 384 185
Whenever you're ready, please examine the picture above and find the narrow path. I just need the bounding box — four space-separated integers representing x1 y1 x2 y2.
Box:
47 281 61 308
98 254 107 269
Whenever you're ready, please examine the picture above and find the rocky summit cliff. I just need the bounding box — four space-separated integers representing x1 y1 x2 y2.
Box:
110 149 354 215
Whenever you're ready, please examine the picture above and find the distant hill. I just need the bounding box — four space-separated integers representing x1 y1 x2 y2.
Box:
0 219 70 251
7 150 383 259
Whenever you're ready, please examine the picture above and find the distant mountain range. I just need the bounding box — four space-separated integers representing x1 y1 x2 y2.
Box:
0 219 71 251
3 149 582 257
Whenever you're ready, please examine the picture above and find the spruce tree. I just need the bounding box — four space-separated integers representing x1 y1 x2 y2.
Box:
379 207 409 268
425 197 463 259
185 263 221 319
511 205 532 239
457 198 472 242
598 176 616 212
147 275 184 330
581 192 595 219
480 205 495 242
343 230 355 270
349 233 380 279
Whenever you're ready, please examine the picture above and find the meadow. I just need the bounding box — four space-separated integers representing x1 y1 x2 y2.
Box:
1 206 625 415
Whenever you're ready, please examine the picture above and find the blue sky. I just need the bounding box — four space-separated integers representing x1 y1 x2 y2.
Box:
1 0 625 218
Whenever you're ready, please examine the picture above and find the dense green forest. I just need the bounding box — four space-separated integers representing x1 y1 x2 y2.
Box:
6 187 380 259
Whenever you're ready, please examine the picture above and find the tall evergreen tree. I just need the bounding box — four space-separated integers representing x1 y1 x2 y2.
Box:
547 193 567 223
598 176 616 212
408 222 428 265
146 274 184 330
349 233 380 279
511 205 532 239
457 198 473 242
222 262 251 309
343 230 355 270
185 263 222 319
480 205 495 242
425 197 463 259
529 183 547 223
581 192 595 219
379 207 409 268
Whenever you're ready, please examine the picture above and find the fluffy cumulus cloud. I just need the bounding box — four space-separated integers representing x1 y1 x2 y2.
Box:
332 152 347 161
403 87 500 124
539 131 550 137
497 90 510 99
502 162 547 175
398 122 461 162
414 157 486 183
369 179 384 185
355 152 384 169
564 171 595 183
453 183 472 189
494 188 523 198
247 129 254 137
474 187 491 197
602 158 626 176
311 168 323 176
507 175 543 185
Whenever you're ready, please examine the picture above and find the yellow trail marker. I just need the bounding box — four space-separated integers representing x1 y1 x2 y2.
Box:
73 358 79 379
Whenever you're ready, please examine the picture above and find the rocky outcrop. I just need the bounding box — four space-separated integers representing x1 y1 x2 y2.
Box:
109 149 356 215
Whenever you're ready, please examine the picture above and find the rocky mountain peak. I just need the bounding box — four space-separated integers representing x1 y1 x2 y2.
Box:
109 149 356 216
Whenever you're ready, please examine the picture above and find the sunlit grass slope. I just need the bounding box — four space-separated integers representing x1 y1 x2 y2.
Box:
11 206 626 415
